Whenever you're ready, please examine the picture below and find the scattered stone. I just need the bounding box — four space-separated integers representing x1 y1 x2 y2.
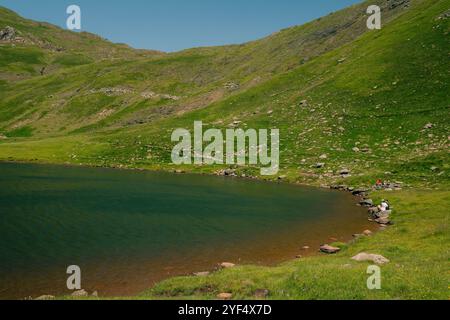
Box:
352 188 368 196
315 163 325 169
278 175 287 180
217 293 233 300
360 199 374 207
363 230 373 236
319 154 328 160
351 253 390 265
320 244 341 254
224 82 240 91
91 291 98 297
0 134 7 140
194 271 210 277
71 289 89 297
375 217 391 225
254 289 270 299
340 169 350 176
220 262 236 269
302 246 310 250
423 123 434 129
352 147 360 153
35 295 55 300
299 100 308 107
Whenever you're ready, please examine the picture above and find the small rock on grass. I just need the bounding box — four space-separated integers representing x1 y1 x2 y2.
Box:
71 289 89 297
363 230 373 236
254 289 270 299
217 293 233 300
220 262 236 269
351 253 390 265
194 271 210 277
35 295 55 300
320 244 341 254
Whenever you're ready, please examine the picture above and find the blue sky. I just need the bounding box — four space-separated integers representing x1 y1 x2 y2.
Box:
0 0 362 52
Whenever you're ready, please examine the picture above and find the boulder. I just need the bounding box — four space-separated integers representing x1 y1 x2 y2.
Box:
0 26 16 41
220 262 236 269
217 293 233 300
351 253 390 265
320 244 341 254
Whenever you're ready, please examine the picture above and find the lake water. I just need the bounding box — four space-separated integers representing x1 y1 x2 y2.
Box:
0 162 370 299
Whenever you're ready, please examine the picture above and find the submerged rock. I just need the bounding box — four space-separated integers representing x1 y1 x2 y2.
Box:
352 253 390 265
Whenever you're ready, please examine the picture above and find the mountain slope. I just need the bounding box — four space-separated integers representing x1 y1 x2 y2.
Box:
0 0 414 137
0 0 448 189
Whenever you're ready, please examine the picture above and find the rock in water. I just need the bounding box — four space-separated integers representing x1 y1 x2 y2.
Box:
360 199 374 207
320 244 341 254
352 253 390 265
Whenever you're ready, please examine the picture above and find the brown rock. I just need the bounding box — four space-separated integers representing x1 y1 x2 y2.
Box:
320 244 341 254
217 293 233 300
220 262 236 269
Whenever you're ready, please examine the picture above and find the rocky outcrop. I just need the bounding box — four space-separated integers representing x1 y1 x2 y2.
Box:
0 26 16 41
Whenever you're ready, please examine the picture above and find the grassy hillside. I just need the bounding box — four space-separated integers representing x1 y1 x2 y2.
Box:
1 0 447 188
0 0 416 137
0 0 448 300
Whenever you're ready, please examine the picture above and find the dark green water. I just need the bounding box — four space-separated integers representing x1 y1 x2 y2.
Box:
0 162 370 299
